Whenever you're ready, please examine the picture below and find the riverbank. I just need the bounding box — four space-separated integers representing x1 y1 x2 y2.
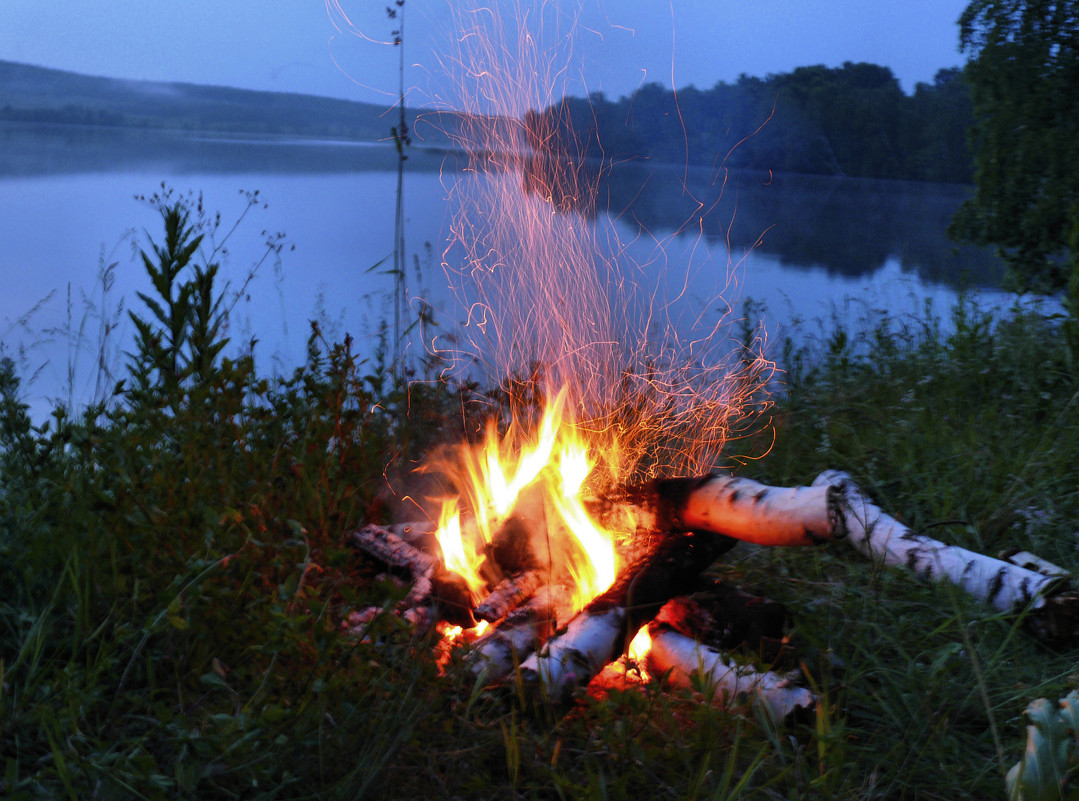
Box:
1 269 1076 798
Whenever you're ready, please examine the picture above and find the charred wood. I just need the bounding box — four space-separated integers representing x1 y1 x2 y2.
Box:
657 583 792 664
469 586 572 682
518 530 734 701
475 569 547 622
487 484 547 576
348 524 476 627
349 525 438 606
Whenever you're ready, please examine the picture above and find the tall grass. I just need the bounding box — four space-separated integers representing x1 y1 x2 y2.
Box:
2 192 1078 799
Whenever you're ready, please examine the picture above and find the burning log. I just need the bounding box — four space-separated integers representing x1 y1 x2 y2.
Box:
641 588 813 723
469 586 572 682
518 530 734 701
625 474 843 546
348 524 476 628
475 569 546 622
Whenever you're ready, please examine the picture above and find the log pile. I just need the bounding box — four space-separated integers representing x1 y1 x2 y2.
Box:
347 470 1079 715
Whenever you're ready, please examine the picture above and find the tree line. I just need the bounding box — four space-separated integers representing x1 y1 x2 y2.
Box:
530 0 1079 298
533 62 974 185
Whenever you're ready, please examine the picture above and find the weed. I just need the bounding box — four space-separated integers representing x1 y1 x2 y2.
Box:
2 192 1078 799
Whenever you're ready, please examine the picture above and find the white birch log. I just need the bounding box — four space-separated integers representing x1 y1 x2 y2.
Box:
646 627 816 724
627 475 843 546
813 470 1060 613
469 587 571 682
518 607 625 698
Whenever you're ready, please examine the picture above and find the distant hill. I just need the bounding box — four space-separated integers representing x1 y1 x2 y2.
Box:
0 60 457 144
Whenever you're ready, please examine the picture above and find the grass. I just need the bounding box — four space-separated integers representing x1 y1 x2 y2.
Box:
2 194 1079 800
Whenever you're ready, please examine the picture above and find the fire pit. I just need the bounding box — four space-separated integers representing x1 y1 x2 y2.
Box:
335 1 1079 733
346 402 1079 722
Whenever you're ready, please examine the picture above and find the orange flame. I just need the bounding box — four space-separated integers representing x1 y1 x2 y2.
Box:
627 624 652 662
436 388 618 612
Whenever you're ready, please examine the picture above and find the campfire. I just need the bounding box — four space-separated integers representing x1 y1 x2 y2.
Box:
345 1 1079 722
347 394 1079 721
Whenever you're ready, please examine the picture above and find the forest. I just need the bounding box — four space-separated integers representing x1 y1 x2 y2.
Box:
3 58 974 185
539 62 975 184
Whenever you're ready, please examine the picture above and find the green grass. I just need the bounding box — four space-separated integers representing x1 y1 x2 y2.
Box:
3 195 1079 799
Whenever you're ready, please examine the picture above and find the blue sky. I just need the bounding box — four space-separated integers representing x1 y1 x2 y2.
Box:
1 1 970 107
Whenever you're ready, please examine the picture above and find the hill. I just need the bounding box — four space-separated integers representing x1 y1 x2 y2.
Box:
0 59 450 143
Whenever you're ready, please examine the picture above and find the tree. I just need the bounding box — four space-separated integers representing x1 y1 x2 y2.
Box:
951 0 1079 291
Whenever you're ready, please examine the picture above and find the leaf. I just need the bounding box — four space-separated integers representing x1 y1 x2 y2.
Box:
1006 698 1073 801
199 672 230 691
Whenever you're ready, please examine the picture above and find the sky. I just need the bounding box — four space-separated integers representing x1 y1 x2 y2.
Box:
0 1 971 108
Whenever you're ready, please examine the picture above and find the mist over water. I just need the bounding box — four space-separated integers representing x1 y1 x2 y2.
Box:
0 122 1022 421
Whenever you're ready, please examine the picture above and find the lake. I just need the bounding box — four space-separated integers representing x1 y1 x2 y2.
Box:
0 121 1019 421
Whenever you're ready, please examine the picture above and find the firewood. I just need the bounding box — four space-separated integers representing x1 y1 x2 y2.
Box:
487 484 547 576
430 567 478 628
623 474 843 546
349 525 438 606
646 626 816 724
518 530 734 701
623 472 1079 643
469 586 571 681
348 524 476 627
475 569 547 622
814 471 1061 612
350 524 439 579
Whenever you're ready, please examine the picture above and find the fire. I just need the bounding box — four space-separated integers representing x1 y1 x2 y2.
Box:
328 2 775 637
435 387 619 612
422 2 775 623
435 499 487 600
627 624 652 662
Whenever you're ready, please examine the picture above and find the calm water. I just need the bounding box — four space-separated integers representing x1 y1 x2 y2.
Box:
0 122 1019 420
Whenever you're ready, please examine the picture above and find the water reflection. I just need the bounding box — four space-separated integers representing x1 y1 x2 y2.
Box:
599 161 1006 289
3 121 1004 291
0 122 1020 423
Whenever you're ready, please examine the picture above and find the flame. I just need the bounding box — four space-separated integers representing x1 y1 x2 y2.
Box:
436 387 619 613
435 499 487 601
627 624 652 662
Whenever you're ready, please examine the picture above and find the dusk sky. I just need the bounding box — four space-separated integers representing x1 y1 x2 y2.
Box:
1 1 971 108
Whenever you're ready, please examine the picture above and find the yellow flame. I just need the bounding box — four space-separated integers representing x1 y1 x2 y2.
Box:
627 624 652 662
552 439 616 608
435 389 619 615
436 499 487 601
